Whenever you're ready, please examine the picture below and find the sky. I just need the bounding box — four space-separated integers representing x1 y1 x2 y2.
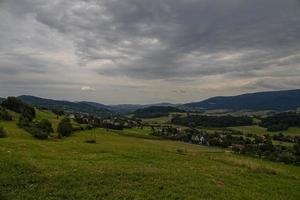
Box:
0 0 300 104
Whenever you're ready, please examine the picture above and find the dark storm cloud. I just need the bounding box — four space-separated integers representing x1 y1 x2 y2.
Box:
0 0 300 103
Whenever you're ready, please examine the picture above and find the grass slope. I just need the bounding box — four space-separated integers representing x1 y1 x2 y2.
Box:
0 112 300 199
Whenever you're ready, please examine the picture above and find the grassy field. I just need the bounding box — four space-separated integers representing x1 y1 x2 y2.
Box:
1 112 300 199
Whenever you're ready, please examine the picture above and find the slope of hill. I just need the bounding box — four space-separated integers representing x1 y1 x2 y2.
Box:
0 114 300 199
18 95 112 116
185 89 300 111
0 97 4 103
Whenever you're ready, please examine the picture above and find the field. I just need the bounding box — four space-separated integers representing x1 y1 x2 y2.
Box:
230 125 300 136
1 111 300 199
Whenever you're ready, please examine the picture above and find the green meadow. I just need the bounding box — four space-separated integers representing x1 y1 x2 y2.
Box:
1 111 300 200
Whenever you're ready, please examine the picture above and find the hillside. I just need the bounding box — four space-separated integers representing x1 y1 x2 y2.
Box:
18 95 112 116
185 89 300 111
0 112 300 199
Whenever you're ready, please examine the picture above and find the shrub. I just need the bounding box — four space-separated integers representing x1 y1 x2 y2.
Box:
0 126 7 138
57 118 73 137
36 119 53 134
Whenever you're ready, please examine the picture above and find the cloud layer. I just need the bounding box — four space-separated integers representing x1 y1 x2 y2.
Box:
0 0 300 104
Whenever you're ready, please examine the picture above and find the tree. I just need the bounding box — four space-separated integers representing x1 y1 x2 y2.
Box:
57 118 73 137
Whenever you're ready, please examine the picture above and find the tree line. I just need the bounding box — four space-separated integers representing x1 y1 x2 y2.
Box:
171 114 253 127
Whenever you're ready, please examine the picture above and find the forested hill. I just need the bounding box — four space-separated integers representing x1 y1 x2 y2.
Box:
133 106 184 118
184 89 300 111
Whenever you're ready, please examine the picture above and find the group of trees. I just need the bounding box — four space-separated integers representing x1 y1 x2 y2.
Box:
260 112 300 132
2 97 36 121
171 115 253 127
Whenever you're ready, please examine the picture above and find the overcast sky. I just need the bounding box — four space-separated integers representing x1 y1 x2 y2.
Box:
0 0 300 104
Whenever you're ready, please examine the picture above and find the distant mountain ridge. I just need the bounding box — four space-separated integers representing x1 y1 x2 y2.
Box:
4 89 299 116
184 89 300 111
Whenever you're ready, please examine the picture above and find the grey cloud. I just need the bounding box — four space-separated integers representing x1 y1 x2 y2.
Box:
30 0 300 79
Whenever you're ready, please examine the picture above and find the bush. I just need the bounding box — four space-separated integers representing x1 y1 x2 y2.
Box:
18 116 31 128
36 119 53 134
57 118 73 137
0 126 7 138
25 127 48 140
85 139 96 144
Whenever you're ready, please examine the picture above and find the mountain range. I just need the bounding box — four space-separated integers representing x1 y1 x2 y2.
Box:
184 89 300 111
11 89 300 116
